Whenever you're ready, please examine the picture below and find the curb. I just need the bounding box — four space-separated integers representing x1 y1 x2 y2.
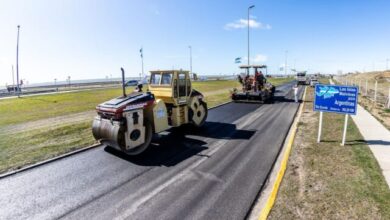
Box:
258 86 307 220
0 143 102 179
208 101 232 110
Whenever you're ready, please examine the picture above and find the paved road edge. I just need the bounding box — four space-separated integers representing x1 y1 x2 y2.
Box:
0 143 102 179
257 86 307 220
0 101 233 179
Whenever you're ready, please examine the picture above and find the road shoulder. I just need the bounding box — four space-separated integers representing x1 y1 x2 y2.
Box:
268 83 390 219
248 86 307 220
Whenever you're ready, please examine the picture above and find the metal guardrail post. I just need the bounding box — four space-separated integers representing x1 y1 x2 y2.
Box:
365 80 368 96
374 80 378 103
387 87 390 109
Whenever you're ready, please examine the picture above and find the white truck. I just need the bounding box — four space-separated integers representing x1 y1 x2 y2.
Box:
296 71 307 85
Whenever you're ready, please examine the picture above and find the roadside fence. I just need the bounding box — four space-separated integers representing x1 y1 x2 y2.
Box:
334 76 390 109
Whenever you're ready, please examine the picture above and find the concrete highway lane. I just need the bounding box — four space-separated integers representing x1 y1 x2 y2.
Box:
0 81 303 220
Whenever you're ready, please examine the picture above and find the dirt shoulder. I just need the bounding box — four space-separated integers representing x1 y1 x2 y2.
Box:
268 86 390 219
359 95 390 130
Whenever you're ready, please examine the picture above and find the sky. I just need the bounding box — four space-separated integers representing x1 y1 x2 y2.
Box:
0 0 390 85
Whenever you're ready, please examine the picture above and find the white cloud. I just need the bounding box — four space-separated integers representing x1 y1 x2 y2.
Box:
253 54 268 63
243 54 268 63
224 18 271 30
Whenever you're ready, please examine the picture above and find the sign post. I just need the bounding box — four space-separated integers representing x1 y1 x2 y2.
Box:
341 114 349 146
314 84 358 145
317 111 323 143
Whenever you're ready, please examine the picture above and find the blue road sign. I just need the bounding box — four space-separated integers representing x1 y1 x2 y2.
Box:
314 84 358 115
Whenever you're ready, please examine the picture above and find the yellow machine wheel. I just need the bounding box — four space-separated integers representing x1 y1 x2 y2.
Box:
189 100 207 127
123 120 153 155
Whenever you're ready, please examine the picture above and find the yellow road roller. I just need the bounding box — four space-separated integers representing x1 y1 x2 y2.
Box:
92 68 208 155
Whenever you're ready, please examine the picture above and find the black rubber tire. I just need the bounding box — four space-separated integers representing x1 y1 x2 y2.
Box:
123 119 153 155
189 100 208 127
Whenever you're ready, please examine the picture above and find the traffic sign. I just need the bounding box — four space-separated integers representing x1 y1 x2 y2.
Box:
314 84 358 115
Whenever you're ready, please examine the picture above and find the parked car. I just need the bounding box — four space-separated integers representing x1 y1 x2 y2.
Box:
125 80 139 86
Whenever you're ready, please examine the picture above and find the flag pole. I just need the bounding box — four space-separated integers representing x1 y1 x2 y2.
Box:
140 47 144 80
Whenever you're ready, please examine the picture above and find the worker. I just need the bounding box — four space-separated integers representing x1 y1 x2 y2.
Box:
253 70 259 92
134 83 143 92
293 84 299 102
244 75 251 90
237 75 243 85
256 70 266 90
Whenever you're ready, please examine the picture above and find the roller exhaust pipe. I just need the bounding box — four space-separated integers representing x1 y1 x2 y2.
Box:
121 67 126 97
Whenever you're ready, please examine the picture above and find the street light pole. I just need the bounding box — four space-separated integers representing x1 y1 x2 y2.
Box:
247 5 255 66
189 46 192 77
11 65 15 93
285 50 288 76
16 25 20 97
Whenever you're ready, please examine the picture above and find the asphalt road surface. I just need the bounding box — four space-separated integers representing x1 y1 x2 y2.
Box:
0 81 304 220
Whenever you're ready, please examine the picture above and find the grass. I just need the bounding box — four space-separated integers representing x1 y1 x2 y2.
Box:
0 121 94 173
0 87 130 127
268 86 390 219
0 78 291 127
0 78 292 173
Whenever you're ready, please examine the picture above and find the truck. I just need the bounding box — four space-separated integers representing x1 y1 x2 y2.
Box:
296 71 307 85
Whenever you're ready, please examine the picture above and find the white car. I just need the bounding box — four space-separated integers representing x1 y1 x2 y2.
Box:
310 79 319 87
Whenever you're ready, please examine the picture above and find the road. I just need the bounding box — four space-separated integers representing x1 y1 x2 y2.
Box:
0 82 303 220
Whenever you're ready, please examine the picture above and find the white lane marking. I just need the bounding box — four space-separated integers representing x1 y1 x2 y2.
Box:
115 103 273 218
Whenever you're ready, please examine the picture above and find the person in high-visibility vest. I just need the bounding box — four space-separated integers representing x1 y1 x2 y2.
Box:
293 84 299 103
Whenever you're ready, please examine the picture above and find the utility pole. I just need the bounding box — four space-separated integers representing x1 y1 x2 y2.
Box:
189 46 192 78
285 50 288 76
16 25 20 97
294 59 296 71
12 65 15 93
247 5 255 66
67 76 71 87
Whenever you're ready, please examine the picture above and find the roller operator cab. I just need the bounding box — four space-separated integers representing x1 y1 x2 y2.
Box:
92 69 207 155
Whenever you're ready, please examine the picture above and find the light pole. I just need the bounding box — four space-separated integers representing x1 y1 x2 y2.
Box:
285 50 288 76
247 5 255 66
16 25 20 97
189 46 192 77
67 76 71 87
11 65 15 93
